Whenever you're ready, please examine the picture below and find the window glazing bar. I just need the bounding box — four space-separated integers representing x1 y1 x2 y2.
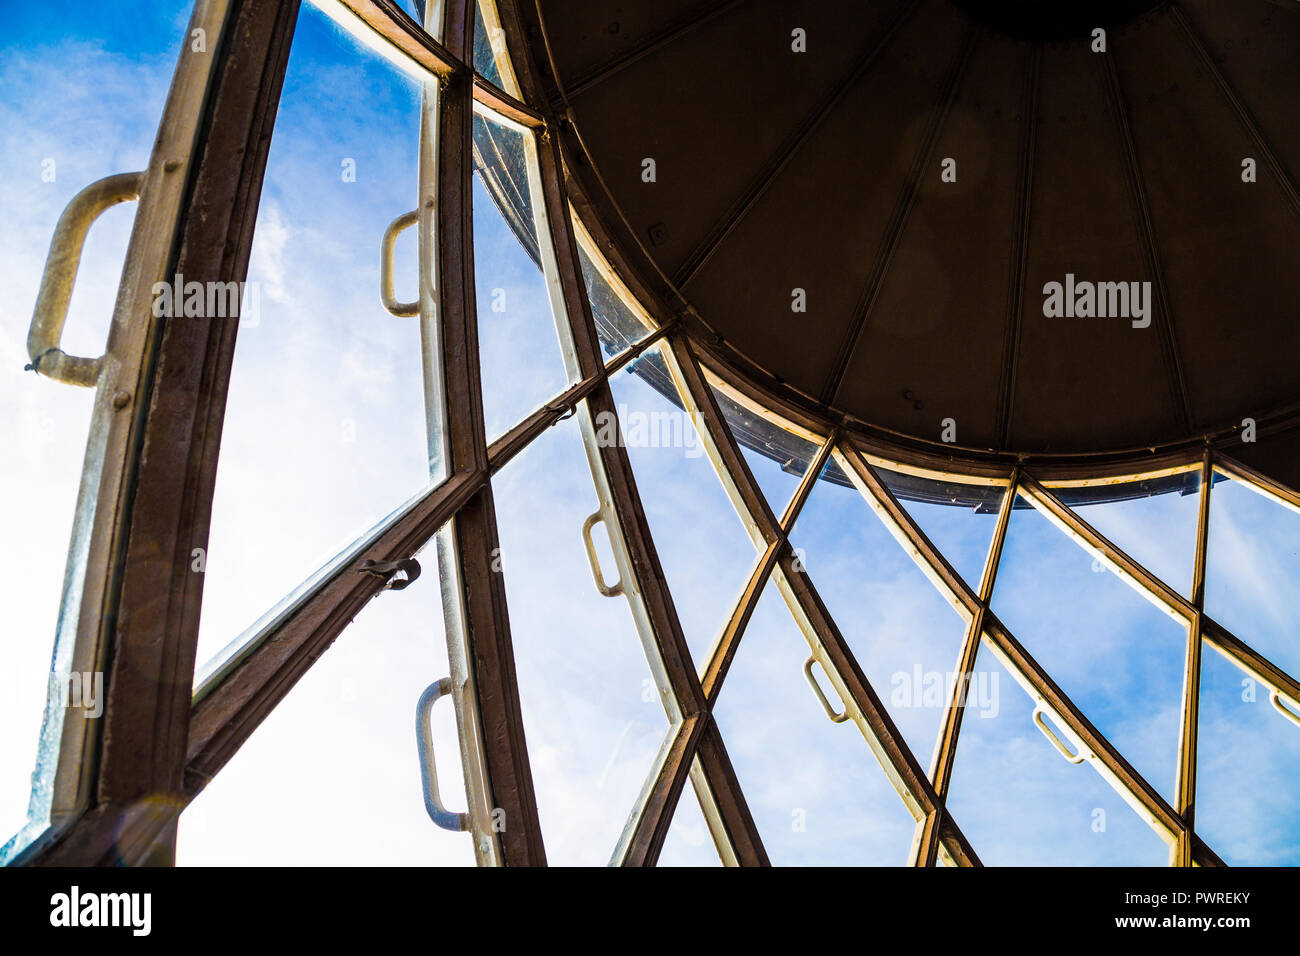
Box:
1174 449 1213 866
915 468 1017 864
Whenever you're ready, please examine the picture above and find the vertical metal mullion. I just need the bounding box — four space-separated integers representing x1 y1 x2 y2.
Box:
432 0 544 867
1174 448 1213 865
526 120 770 864
916 468 1017 864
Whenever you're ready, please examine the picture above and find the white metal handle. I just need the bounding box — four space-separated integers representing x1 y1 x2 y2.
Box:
803 655 850 723
27 171 144 386
416 678 469 832
380 209 419 317
1032 706 1086 764
1271 689 1300 729
581 511 623 597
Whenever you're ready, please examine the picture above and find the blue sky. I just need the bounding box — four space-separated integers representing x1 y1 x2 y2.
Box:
3 0 1298 868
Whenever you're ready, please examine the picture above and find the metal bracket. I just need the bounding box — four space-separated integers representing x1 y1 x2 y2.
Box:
27 171 145 387
380 209 419 317
803 655 850 723
416 678 470 832
357 556 421 591
1033 705 1086 764
581 511 623 597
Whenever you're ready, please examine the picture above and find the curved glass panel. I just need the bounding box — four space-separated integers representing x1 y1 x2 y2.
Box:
712 580 917 864
0 0 192 858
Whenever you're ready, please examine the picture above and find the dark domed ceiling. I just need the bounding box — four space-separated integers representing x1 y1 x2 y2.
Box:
516 0 1300 459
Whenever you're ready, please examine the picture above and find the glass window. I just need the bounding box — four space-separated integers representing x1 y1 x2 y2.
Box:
0 0 192 857
607 344 759 670
656 769 722 867
194 4 436 675
707 381 822 519
471 110 571 442
490 409 669 865
871 462 1004 593
789 462 973 771
1052 469 1202 598
712 580 918 864
946 648 1173 865
1205 472 1300 681
991 495 1188 803
179 543 472 865
572 216 656 362
1194 647 1300 866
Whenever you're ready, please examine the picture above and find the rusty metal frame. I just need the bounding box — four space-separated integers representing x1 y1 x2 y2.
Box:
14 0 1300 870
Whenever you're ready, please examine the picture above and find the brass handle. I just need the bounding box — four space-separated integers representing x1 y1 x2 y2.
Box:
380 209 419 317
1033 706 1086 764
27 171 144 387
581 511 623 597
803 655 850 723
416 678 470 832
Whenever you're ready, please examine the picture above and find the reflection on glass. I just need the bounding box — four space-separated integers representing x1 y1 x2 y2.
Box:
491 410 668 865
946 649 1171 865
712 581 917 864
0 0 191 856
471 112 570 441
473 0 513 92
872 463 1003 592
1195 647 1300 865
1058 470 1201 597
991 497 1186 803
195 6 434 675
179 543 473 865
1206 474 1300 681
790 464 970 769
608 345 758 670
574 225 655 362
656 767 722 867
708 382 821 519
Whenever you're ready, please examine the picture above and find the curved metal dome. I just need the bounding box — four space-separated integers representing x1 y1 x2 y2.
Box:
496 0 1300 484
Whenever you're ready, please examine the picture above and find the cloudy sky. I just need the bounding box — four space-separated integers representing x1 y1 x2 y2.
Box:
2 0 1297 868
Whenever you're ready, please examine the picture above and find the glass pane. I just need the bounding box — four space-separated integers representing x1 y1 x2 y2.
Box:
607 344 758 670
0 0 191 857
946 648 1172 865
708 382 822 519
1205 473 1300 681
473 0 513 92
872 463 1003 593
991 496 1187 803
574 225 655 362
1195 647 1300 866
195 5 435 674
656 770 722 867
789 462 971 771
472 112 570 441
178 545 474 865
712 580 918 864
1054 469 1201 597
491 410 668 865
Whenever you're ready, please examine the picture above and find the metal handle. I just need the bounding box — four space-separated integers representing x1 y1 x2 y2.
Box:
416 678 469 832
380 209 419 317
27 171 144 387
1033 706 1086 764
1271 689 1300 729
803 655 849 723
581 511 623 597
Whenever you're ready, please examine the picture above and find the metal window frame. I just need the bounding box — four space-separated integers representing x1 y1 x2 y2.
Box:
13 0 1300 868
